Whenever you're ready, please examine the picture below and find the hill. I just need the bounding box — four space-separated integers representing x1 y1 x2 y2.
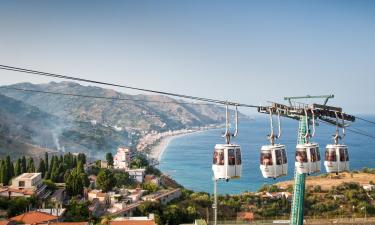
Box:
276 172 375 190
0 82 230 132
0 93 131 158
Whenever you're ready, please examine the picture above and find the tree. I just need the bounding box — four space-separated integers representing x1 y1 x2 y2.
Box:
130 155 149 169
142 182 158 194
97 169 115 192
38 159 46 177
27 157 35 172
64 198 90 222
21 156 27 173
14 158 22 176
5 155 14 180
66 168 84 196
44 152 49 172
77 153 86 165
0 160 9 185
105 153 113 168
114 172 134 188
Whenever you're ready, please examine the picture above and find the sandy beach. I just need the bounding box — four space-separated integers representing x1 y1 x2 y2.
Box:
149 132 194 161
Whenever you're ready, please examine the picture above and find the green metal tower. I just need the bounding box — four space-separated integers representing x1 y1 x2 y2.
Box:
290 116 309 225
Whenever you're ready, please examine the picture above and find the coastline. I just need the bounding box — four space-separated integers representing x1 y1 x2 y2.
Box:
149 132 189 161
147 126 221 162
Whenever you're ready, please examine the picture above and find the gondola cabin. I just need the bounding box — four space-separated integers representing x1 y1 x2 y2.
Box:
295 143 321 174
260 144 288 179
212 144 242 180
324 144 349 173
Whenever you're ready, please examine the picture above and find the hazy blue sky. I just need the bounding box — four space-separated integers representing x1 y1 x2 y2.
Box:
0 1 374 114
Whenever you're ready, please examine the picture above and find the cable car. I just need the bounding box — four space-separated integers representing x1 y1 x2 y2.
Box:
295 143 321 174
260 144 288 179
212 144 242 180
324 144 349 173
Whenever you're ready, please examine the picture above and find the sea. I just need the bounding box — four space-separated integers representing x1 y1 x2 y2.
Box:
158 115 375 194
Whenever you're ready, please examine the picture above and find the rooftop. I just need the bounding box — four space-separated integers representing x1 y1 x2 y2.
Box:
10 211 58 224
17 173 41 180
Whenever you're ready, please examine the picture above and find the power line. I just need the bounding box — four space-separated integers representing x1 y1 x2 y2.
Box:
0 64 258 108
1 64 374 139
319 120 375 140
354 116 375 126
0 86 213 106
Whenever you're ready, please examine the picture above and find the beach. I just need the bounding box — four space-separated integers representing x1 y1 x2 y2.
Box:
149 131 196 161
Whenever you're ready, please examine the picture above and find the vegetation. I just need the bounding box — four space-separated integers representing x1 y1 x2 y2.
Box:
96 169 116 192
105 152 114 168
64 198 90 222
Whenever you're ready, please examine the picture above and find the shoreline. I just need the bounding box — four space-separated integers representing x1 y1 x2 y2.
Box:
148 127 220 162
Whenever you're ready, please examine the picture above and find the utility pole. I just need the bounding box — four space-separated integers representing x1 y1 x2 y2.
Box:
213 178 218 225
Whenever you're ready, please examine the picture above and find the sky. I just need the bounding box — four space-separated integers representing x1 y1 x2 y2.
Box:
0 0 374 115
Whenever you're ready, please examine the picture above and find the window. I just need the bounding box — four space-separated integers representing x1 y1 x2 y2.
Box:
275 150 283 165
19 181 25 187
260 152 273 166
339 148 347 162
296 150 308 163
235 148 242 165
228 149 235 165
213 149 224 165
325 149 336 161
310 148 317 162
282 148 288 163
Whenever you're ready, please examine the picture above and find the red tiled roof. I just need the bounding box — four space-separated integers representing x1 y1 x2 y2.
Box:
110 221 156 225
0 220 13 225
10 211 58 224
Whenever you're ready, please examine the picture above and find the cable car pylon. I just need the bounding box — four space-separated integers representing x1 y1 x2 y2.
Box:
257 95 355 225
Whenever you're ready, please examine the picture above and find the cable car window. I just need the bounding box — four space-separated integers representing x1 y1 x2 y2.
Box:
260 152 273 166
275 150 282 165
235 148 241 165
213 149 224 165
310 148 317 162
345 148 349 161
228 149 235 165
296 150 308 163
325 149 336 161
282 148 287 163
339 148 346 162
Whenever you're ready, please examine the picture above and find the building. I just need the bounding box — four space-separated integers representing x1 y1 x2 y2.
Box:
0 173 50 199
144 175 159 186
114 147 133 170
109 214 156 225
9 211 59 224
126 169 145 183
88 198 101 217
11 173 43 189
50 189 66 207
88 190 110 204
141 188 181 205
363 184 375 191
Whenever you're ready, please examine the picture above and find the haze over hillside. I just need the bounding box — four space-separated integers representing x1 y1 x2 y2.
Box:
0 82 233 157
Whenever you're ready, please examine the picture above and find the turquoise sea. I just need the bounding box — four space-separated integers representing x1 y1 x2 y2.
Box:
158 116 375 194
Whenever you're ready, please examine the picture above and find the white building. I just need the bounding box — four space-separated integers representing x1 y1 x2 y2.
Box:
126 168 145 183
114 147 132 169
11 173 42 189
141 188 181 205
